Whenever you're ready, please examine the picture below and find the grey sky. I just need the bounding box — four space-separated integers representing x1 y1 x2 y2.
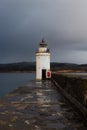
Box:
0 0 87 64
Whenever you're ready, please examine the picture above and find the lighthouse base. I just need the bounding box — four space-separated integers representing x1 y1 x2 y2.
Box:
42 69 46 79
36 69 51 80
42 69 51 80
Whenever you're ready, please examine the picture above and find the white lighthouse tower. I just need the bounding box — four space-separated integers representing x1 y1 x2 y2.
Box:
36 39 51 80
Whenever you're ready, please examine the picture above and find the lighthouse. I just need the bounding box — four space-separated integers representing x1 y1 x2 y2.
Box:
36 39 51 80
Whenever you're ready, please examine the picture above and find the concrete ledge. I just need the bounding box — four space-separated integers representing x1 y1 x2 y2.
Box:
52 79 87 121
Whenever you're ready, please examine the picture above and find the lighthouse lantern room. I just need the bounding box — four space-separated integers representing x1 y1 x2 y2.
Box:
36 39 51 80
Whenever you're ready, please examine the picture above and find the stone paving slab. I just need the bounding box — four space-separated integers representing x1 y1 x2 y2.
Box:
0 80 87 130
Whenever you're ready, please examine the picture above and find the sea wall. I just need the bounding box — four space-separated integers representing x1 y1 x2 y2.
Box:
52 73 87 106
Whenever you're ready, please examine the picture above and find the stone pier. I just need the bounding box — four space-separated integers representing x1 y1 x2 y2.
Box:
0 80 87 130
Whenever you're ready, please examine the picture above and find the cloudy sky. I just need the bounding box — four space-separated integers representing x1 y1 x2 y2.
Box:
0 0 87 64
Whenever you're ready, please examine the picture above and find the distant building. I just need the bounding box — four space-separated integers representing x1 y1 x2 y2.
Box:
36 39 51 80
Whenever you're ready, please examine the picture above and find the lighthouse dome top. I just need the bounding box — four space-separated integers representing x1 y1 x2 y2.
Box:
39 38 47 47
36 39 50 53
42 38 45 43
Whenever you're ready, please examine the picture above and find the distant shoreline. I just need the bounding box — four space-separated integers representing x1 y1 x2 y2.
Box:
0 70 87 74
0 71 35 73
52 70 87 73
1 62 87 73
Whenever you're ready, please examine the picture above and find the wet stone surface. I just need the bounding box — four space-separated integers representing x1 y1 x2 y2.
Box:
0 80 87 130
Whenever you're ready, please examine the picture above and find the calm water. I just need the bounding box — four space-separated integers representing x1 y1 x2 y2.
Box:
0 73 35 98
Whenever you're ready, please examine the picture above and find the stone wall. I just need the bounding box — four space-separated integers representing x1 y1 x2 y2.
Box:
52 74 87 106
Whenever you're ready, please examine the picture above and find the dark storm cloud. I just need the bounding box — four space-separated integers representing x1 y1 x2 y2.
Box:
0 0 87 63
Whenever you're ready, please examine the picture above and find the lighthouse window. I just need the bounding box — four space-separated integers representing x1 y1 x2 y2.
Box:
40 44 47 47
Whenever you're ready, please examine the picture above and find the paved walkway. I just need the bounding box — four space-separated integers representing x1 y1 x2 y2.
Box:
0 80 87 130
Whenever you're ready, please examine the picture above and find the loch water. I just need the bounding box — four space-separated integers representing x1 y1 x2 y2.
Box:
0 73 35 98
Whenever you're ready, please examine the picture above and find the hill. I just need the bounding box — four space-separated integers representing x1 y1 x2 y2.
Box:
0 62 35 72
0 62 87 72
